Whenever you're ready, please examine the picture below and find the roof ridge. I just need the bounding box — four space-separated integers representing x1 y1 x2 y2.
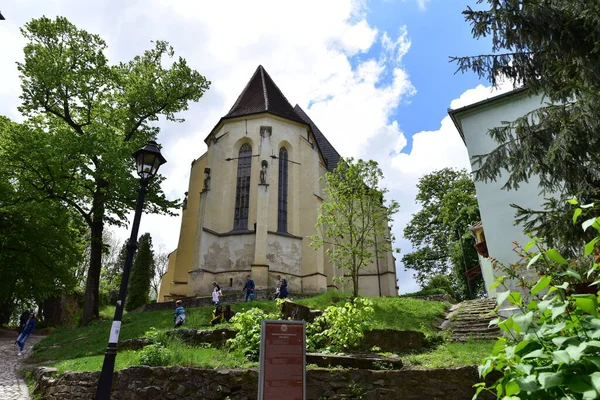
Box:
260 66 269 111
293 105 341 172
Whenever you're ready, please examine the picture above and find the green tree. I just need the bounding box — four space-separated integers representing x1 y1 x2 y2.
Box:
7 16 210 325
0 118 85 322
126 233 154 311
311 158 400 298
451 0 600 257
402 168 483 300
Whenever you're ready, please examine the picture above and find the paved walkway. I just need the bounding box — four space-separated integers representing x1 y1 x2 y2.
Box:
0 329 42 400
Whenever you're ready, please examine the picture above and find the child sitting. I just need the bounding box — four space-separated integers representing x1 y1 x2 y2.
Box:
211 305 225 326
174 300 186 328
223 305 236 323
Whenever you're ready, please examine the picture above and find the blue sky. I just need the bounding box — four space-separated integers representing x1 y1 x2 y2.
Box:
0 0 506 295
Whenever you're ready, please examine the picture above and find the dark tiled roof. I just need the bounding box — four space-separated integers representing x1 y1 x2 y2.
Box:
225 65 306 125
294 105 341 172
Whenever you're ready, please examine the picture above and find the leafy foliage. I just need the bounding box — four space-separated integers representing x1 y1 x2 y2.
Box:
311 157 400 297
306 297 374 352
452 0 600 257
4 16 210 326
227 308 279 361
402 168 483 300
126 233 155 311
138 343 172 367
476 203 600 399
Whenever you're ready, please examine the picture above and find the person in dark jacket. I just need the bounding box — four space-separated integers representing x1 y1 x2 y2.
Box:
242 275 255 302
16 312 36 355
276 275 288 299
223 305 236 323
18 310 30 334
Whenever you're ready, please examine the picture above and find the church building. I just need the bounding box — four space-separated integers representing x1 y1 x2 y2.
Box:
158 66 398 302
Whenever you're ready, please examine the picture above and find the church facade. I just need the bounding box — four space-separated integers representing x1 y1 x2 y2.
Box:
158 66 398 302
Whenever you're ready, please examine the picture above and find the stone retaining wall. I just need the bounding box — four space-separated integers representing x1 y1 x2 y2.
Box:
34 365 494 400
141 291 314 312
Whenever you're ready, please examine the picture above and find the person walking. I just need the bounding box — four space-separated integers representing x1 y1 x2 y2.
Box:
18 310 30 334
212 281 222 305
242 275 255 302
276 275 288 299
16 312 36 356
174 300 186 328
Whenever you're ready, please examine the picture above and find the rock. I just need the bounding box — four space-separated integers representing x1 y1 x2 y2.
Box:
168 328 237 347
359 329 425 353
120 337 151 351
306 352 403 370
281 300 312 322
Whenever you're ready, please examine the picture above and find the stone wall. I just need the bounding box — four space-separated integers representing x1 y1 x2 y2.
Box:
140 291 314 312
34 365 495 400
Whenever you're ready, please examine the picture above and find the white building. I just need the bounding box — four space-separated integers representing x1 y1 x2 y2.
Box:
448 88 550 301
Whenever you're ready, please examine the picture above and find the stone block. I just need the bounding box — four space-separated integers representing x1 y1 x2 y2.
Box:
359 329 425 353
306 352 403 370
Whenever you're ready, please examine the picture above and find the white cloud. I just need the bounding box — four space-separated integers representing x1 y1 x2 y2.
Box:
417 0 430 11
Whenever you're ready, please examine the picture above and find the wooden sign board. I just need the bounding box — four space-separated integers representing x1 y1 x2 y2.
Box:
258 320 306 400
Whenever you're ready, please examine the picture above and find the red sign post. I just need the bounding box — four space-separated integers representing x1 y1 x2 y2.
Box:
258 320 306 400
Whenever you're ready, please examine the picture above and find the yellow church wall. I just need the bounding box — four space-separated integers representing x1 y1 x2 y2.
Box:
167 154 207 298
158 249 177 302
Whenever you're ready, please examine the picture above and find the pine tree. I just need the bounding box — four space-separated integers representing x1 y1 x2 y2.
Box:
125 233 155 311
451 0 600 256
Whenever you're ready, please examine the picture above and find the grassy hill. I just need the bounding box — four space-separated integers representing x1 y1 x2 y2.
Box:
29 292 492 373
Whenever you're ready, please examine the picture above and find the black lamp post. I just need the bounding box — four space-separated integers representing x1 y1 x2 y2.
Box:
96 141 166 400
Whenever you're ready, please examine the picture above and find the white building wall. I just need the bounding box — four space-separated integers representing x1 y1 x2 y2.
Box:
457 93 554 296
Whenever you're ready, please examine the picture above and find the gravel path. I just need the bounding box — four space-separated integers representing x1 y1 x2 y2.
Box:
0 329 43 400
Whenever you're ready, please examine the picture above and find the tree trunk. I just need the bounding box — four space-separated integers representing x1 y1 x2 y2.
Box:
352 272 359 298
80 179 107 327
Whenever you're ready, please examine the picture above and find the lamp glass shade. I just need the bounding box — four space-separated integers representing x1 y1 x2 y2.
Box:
132 141 167 180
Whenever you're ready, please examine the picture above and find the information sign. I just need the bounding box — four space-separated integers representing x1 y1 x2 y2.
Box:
258 320 306 400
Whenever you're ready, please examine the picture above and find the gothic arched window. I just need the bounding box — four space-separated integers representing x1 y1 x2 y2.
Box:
277 147 288 232
234 143 252 230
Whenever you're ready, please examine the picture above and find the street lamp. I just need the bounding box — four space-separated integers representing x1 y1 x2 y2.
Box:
96 141 166 400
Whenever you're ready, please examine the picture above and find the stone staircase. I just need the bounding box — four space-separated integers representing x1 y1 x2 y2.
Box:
441 298 501 342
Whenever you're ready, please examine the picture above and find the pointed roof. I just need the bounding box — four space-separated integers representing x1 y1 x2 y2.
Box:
293 105 341 172
224 65 306 125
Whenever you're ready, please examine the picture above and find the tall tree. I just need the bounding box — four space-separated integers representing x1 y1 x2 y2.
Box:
126 233 154 311
402 168 483 300
451 0 600 256
8 16 210 325
311 158 400 297
150 245 169 300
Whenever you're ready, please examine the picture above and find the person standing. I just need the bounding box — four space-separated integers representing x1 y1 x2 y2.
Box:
276 275 288 299
174 300 186 328
212 281 222 305
18 310 30 334
16 312 36 356
242 275 255 302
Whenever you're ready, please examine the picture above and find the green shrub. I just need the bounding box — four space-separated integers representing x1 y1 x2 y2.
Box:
138 343 172 366
227 308 279 361
307 297 374 352
475 201 600 399
143 327 168 345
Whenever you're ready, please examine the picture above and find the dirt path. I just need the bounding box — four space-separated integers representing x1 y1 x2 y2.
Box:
0 329 43 400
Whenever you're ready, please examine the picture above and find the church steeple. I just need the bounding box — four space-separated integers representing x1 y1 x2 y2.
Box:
224 65 306 125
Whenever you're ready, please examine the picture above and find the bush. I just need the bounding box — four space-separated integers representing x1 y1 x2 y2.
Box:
475 201 600 399
307 297 374 352
227 308 279 361
138 343 172 366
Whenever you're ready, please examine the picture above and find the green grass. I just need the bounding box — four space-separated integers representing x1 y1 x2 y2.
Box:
402 340 495 369
33 292 450 369
50 345 256 373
